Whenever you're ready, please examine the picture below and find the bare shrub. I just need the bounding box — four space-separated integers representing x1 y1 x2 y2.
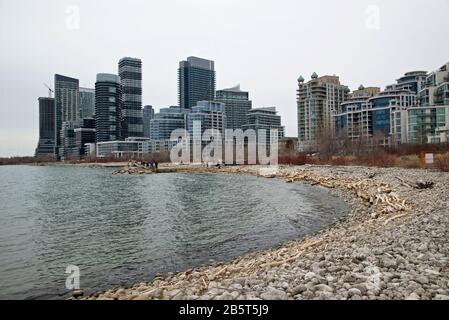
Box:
435 153 449 172
358 151 396 168
279 153 307 166
395 155 423 169
330 156 352 166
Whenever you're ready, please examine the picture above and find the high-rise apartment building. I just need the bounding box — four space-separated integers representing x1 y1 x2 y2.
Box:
335 86 381 142
79 87 95 119
335 72 423 146
54 74 79 160
35 97 56 158
336 86 416 146
369 88 416 145
297 73 349 151
150 106 186 140
216 85 252 130
119 57 143 138
388 71 428 94
74 118 96 158
397 62 449 144
143 105 155 138
243 107 285 141
95 73 122 143
178 56 216 110
187 101 226 160
187 101 226 137
60 122 79 159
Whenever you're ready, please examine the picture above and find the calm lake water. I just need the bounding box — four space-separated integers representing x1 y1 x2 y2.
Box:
0 165 348 299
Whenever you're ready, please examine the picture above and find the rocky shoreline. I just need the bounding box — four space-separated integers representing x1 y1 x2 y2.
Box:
77 165 449 300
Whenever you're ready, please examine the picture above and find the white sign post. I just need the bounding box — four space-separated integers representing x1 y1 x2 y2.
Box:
425 153 434 165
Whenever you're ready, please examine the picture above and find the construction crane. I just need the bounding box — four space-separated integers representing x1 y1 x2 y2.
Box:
43 83 54 98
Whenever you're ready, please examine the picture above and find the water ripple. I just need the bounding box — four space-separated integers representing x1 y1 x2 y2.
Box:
0 166 348 299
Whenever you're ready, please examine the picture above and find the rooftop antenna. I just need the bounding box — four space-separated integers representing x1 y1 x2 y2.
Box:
43 83 54 98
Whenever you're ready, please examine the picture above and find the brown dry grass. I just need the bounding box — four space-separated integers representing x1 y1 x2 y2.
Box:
395 155 423 169
357 152 397 168
278 150 448 172
435 154 449 172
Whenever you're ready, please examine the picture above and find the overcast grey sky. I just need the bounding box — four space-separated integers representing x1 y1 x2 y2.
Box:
0 0 448 157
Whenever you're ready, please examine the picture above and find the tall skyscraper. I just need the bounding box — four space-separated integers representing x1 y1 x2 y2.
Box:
54 74 79 159
178 56 216 110
143 105 155 138
79 87 95 119
216 85 252 130
119 57 143 138
35 97 55 158
95 73 122 143
297 73 349 150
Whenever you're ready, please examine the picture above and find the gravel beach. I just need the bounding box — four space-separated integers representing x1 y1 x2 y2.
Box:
79 165 449 301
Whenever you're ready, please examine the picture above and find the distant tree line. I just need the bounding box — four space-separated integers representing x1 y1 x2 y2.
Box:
0 156 55 166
